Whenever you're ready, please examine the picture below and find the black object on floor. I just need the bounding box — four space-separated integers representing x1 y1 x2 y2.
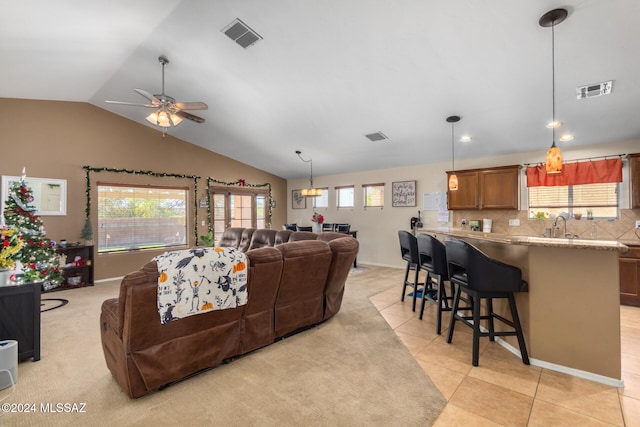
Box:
41 298 69 312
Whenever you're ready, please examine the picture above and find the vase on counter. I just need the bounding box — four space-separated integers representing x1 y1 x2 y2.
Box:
316 223 322 233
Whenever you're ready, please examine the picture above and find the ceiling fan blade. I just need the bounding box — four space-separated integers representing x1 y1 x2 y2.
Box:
134 88 161 104
176 110 205 123
105 100 157 108
174 102 208 111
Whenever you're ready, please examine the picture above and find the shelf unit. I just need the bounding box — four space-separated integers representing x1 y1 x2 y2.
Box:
54 244 94 291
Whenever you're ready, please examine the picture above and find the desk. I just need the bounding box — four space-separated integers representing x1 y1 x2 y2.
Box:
0 282 41 361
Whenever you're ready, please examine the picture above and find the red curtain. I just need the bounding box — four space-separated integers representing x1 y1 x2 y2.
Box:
526 158 622 187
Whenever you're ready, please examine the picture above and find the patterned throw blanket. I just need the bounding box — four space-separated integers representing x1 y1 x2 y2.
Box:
155 247 248 324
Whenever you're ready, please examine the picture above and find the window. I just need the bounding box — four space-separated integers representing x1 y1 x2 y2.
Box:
313 188 329 208
98 184 188 253
528 183 618 219
210 187 269 244
363 183 384 208
336 186 354 208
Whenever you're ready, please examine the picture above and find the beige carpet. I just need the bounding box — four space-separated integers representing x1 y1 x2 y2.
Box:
1 266 445 426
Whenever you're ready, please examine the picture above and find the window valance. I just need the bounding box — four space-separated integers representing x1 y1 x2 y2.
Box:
526 158 622 187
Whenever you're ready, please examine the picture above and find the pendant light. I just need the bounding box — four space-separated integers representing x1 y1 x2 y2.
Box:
447 115 461 191
540 8 568 174
296 150 322 197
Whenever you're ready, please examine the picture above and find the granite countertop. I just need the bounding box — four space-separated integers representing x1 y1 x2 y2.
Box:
422 227 629 253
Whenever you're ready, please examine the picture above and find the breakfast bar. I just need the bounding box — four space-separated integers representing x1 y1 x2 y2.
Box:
424 227 629 385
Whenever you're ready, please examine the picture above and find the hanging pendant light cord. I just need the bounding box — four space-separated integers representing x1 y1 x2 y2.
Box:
451 122 456 173
451 122 455 172
551 20 556 146
296 151 314 187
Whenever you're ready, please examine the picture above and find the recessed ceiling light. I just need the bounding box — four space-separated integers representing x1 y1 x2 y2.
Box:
559 134 574 142
459 135 472 143
546 121 562 129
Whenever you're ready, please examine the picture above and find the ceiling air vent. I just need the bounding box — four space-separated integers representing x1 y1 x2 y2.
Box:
576 80 613 100
222 18 262 49
364 132 389 142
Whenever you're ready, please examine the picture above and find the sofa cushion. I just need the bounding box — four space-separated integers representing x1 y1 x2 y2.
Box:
274 240 332 337
218 227 244 248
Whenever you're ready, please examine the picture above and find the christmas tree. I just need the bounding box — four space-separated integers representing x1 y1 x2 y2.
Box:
3 172 63 288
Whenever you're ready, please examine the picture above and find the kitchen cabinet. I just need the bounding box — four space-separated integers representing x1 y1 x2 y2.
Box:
446 165 520 210
446 170 479 210
630 153 640 209
620 245 640 307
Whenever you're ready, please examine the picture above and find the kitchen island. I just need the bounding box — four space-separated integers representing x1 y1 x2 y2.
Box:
423 227 628 385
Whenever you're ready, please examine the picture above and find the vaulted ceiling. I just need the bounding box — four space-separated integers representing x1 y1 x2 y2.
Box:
2 1 639 179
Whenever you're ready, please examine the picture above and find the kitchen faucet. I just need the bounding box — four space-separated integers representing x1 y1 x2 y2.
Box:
552 215 571 238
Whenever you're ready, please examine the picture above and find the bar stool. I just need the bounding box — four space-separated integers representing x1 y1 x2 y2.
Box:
398 230 422 311
417 234 454 334
444 238 529 366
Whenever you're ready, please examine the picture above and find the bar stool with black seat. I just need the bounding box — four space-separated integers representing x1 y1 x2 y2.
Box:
417 233 454 334
445 238 529 366
398 230 422 312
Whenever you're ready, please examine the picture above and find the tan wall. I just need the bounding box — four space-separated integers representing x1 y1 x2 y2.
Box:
288 139 640 267
1 98 287 280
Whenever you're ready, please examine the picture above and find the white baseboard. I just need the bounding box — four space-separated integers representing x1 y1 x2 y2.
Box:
95 276 124 284
454 314 625 388
493 335 624 388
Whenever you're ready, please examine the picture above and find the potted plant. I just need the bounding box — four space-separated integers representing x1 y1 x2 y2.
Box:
311 212 324 233
81 217 94 245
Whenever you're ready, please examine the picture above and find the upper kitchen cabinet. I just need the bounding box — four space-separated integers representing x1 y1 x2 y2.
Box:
630 153 640 209
447 165 520 210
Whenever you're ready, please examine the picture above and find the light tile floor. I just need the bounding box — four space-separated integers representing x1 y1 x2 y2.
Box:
368 266 640 426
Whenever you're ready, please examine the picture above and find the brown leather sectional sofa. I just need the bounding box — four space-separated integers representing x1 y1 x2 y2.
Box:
100 236 359 398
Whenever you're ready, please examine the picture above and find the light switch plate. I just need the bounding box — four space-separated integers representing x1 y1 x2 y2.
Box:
509 219 520 226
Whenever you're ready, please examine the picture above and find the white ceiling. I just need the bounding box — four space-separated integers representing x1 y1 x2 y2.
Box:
2 0 639 179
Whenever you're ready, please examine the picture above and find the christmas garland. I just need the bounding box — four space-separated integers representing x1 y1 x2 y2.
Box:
83 166 201 244
205 178 272 233
82 167 273 247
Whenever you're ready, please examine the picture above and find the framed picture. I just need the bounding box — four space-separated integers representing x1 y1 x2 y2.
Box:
1 175 67 216
392 180 416 207
292 189 306 209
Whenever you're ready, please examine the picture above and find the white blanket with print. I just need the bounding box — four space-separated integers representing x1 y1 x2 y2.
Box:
155 247 248 324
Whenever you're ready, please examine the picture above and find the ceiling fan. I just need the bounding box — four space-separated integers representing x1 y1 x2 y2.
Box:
106 55 207 135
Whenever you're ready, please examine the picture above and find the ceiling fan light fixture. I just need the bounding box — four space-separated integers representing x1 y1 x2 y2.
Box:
106 55 207 136
157 110 171 128
169 113 183 127
146 111 159 125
